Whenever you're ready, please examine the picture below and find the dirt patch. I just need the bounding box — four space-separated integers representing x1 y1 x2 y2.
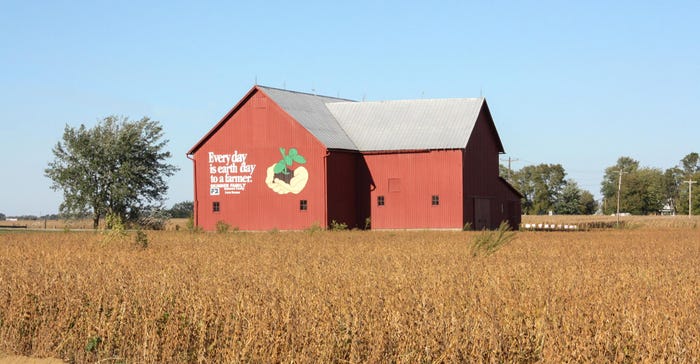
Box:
0 356 65 364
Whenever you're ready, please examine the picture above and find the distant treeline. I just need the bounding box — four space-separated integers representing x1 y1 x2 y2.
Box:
1 201 193 222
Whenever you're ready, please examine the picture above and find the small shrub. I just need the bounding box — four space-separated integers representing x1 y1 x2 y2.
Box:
364 217 371 230
134 230 149 249
85 335 102 353
186 216 203 233
105 213 126 234
329 220 348 231
462 222 473 231
471 221 515 257
306 222 322 235
216 220 230 234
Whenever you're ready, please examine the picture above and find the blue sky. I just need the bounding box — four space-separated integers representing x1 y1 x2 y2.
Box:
1 1 698 216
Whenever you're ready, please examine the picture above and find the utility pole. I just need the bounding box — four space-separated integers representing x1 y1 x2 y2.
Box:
684 179 697 217
500 157 520 180
614 169 625 227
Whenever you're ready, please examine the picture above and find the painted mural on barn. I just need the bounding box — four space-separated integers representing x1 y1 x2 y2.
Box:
265 147 308 194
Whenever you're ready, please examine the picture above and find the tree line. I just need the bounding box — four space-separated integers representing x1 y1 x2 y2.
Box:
502 152 700 216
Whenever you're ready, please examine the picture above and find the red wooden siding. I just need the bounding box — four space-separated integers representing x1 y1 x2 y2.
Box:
192 90 327 230
364 150 463 229
463 106 521 229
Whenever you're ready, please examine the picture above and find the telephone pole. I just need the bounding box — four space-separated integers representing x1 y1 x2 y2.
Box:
614 169 625 227
684 179 697 217
500 156 520 180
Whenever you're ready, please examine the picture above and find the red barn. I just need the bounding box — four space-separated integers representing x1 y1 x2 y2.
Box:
187 85 521 231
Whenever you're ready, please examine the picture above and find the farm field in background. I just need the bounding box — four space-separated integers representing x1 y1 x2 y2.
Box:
1 219 699 362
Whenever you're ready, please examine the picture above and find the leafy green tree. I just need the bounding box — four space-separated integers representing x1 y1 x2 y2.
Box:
680 152 700 175
554 181 582 215
667 153 700 215
0 213 5 221
677 170 700 215
579 190 598 215
168 201 194 218
601 157 665 215
553 180 598 215
601 157 640 209
45 116 178 229
662 166 684 214
511 164 566 214
623 168 665 215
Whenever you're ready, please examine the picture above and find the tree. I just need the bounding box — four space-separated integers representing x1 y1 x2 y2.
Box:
552 180 598 215
680 152 700 175
554 180 583 214
662 166 684 214
601 157 666 215
601 156 639 214
579 190 598 215
677 170 700 215
168 201 194 218
0 213 5 221
511 164 567 214
45 116 178 229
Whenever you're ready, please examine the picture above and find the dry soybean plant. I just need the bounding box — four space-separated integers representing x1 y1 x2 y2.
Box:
0 225 698 362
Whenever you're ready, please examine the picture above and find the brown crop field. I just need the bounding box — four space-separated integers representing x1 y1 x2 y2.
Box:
1 219 699 363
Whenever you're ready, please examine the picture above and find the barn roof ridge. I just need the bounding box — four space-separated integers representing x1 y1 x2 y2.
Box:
256 85 356 103
189 85 502 154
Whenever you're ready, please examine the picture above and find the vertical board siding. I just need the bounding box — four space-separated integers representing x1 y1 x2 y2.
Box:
364 150 463 229
193 90 327 231
463 107 521 229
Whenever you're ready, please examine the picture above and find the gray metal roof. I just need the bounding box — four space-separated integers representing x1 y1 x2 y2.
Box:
327 98 485 151
258 86 487 152
258 86 358 150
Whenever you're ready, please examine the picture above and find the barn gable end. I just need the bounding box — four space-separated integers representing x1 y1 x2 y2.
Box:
188 88 329 231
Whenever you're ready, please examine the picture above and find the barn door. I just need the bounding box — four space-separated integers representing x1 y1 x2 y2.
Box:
474 198 491 230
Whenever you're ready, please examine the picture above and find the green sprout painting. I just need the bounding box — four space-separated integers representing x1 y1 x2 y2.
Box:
274 148 306 175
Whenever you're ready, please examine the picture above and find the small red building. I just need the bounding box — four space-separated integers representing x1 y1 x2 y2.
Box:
187 85 521 231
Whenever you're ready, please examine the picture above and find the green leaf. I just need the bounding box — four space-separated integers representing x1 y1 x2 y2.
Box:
284 155 293 166
274 160 286 173
279 148 286 158
289 148 298 157
292 154 306 164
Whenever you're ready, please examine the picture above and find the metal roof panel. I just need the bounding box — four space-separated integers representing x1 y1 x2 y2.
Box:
258 86 359 150
327 98 484 151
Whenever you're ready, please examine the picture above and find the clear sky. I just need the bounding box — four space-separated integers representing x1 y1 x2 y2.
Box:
1 1 698 216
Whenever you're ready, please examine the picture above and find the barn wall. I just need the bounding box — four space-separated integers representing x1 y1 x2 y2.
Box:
364 150 463 229
193 90 327 230
463 106 521 229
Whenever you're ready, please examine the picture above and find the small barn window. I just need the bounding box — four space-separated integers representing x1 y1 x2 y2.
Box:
300 200 308 211
377 195 385 206
213 201 220 212
431 195 440 206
